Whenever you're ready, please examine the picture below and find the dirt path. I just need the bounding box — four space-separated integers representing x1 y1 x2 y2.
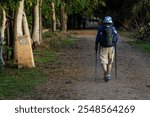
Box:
23 30 150 100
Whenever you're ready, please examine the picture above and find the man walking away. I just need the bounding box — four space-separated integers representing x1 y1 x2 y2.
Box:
95 16 119 82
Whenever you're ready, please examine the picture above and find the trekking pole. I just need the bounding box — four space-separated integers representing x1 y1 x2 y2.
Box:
115 44 117 79
94 51 98 81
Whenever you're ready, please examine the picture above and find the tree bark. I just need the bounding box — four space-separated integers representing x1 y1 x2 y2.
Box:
51 2 56 32
13 0 24 62
6 19 10 60
7 9 14 60
39 0 43 42
32 0 40 45
0 8 6 66
61 2 67 32
22 11 31 39
22 11 35 67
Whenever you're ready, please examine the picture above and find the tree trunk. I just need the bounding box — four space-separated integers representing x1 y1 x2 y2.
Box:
6 20 10 60
0 8 6 67
64 12 67 31
22 11 31 39
51 2 56 32
32 0 40 45
61 2 67 32
22 11 35 67
6 9 14 60
13 0 24 62
39 0 43 42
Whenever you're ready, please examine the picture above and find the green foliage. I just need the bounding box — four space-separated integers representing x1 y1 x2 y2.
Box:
0 68 47 99
0 0 20 10
119 29 135 39
55 0 61 6
105 0 150 28
26 0 33 6
42 0 55 28
63 36 77 46
24 0 34 29
92 0 106 8
131 0 150 24
66 0 90 14
4 46 13 60
128 40 150 53
64 0 106 15
0 42 13 60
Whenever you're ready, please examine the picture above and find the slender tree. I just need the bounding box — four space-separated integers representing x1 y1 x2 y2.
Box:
13 0 24 61
51 1 57 31
22 11 31 39
39 0 43 42
0 7 7 67
60 1 67 32
32 0 40 45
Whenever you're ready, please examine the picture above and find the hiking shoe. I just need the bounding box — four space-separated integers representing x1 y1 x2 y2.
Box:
104 75 111 82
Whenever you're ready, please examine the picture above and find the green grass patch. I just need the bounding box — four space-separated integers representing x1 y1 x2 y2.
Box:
34 50 58 63
128 40 150 53
61 36 76 46
42 31 77 48
50 36 77 48
0 67 47 99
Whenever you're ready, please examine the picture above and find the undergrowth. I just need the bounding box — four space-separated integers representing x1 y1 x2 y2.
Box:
0 31 77 99
119 29 150 54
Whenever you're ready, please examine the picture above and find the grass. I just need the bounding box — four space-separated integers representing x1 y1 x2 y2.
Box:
0 49 55 99
0 67 47 99
50 36 77 48
128 40 150 53
34 35 76 64
119 29 150 54
60 36 76 46
0 32 77 99
34 50 58 63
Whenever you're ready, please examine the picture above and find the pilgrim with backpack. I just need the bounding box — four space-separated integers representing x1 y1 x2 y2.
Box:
95 16 119 82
